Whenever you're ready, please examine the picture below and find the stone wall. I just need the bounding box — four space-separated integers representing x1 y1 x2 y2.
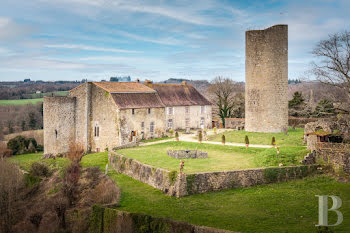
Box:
316 142 350 176
43 96 76 155
224 118 245 130
166 105 212 130
109 151 318 197
118 107 166 145
90 206 238 233
245 24 288 133
167 150 208 159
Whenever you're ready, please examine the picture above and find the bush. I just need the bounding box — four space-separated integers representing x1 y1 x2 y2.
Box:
198 131 203 143
175 132 179 141
29 162 51 177
36 144 44 152
7 136 39 155
213 127 217 134
222 135 226 145
67 142 85 162
245 135 249 145
63 162 81 206
271 136 276 146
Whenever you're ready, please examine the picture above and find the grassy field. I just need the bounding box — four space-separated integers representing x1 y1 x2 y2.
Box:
208 128 305 146
81 152 350 233
0 98 44 106
8 152 69 171
140 136 174 143
117 141 309 173
0 91 69 106
8 152 350 232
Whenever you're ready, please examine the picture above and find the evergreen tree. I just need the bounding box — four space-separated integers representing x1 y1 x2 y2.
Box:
314 99 335 117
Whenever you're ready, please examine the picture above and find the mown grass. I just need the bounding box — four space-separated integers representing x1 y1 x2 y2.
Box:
208 128 305 146
9 151 350 232
117 141 308 173
140 136 174 143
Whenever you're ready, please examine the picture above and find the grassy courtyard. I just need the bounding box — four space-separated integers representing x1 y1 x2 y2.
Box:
208 128 305 146
7 152 350 232
117 141 309 173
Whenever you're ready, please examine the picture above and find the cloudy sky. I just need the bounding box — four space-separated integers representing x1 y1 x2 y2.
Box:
0 0 349 82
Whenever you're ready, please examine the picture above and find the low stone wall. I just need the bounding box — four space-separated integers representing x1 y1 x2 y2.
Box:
109 151 319 197
167 150 208 159
90 205 238 233
316 143 350 176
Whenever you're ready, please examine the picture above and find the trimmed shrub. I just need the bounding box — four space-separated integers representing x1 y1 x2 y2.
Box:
213 127 217 134
175 132 179 141
198 131 202 143
222 135 226 145
271 136 276 146
245 135 249 145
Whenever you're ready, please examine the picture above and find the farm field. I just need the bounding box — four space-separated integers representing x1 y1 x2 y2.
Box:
208 128 305 146
7 152 350 233
0 91 69 106
117 141 309 173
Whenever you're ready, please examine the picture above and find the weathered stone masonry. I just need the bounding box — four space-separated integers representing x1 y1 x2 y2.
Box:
109 151 318 197
245 25 288 133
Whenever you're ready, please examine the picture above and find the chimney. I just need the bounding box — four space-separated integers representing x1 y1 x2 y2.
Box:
136 78 140 83
182 81 187 85
144 80 152 87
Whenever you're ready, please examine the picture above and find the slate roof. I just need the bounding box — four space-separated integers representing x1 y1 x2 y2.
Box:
149 83 212 106
93 82 155 93
111 93 164 109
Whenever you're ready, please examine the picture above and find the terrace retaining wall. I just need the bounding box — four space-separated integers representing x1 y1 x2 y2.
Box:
109 151 319 197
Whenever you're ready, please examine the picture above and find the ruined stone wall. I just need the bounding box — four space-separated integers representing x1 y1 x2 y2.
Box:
43 96 76 155
245 25 288 133
166 105 212 130
89 85 120 152
118 107 166 145
316 143 350 176
109 151 318 197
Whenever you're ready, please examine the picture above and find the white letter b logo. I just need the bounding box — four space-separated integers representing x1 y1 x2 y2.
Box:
316 195 343 226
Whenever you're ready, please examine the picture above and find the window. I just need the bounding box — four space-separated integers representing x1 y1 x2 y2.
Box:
94 126 100 137
200 106 206 114
168 119 173 129
150 122 155 133
55 129 58 139
148 108 151 114
141 122 145 129
185 118 190 127
167 107 173 115
132 109 135 115
185 106 190 114
200 117 205 127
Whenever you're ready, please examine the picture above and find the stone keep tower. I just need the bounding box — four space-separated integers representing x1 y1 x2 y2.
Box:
245 24 288 133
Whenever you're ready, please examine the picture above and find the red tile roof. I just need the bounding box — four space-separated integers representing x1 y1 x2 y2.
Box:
93 82 155 93
111 93 164 109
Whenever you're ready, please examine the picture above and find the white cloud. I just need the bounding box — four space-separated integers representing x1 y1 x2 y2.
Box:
44 44 142 53
0 17 34 41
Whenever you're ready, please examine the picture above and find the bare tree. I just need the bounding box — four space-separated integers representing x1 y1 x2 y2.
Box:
312 31 350 113
207 77 244 127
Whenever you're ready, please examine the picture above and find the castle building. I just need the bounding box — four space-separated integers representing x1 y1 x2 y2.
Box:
44 81 212 155
245 24 288 133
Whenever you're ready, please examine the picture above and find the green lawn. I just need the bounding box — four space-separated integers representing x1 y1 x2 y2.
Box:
117 141 309 173
140 136 174 143
208 128 305 146
9 152 350 232
9 152 69 171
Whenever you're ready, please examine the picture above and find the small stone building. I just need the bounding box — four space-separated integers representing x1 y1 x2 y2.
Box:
44 81 212 155
146 81 212 130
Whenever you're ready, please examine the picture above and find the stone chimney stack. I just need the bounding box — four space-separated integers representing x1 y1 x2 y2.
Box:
144 80 152 87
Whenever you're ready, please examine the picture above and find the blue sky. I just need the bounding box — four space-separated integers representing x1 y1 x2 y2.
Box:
0 0 349 82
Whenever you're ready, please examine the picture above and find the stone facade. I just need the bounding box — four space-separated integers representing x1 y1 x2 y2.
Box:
43 96 76 155
165 105 212 130
245 25 288 133
224 118 245 130
44 81 212 155
167 150 208 159
109 151 318 197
